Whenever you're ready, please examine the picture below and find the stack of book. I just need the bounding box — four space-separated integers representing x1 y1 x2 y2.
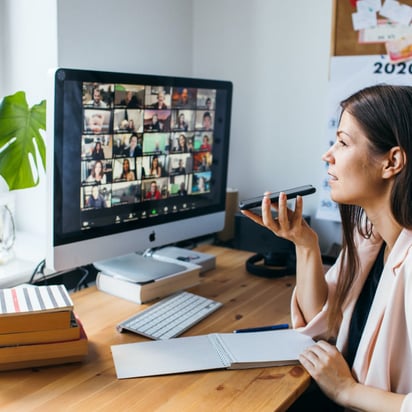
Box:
0 284 88 371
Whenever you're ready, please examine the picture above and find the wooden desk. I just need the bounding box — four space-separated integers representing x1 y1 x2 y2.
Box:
0 245 310 412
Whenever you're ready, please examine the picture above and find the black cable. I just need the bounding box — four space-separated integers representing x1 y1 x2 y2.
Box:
29 259 46 284
29 260 90 292
74 266 90 292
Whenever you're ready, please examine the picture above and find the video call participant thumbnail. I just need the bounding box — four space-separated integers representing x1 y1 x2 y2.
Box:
114 85 145 108
172 87 197 108
84 109 111 134
146 87 171 110
83 83 113 108
143 110 171 132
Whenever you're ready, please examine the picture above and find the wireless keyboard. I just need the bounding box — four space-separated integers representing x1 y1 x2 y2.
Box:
117 291 223 340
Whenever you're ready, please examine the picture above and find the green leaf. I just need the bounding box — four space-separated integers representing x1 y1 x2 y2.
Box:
0 91 46 190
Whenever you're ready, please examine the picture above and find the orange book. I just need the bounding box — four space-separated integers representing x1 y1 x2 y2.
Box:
0 355 87 371
0 319 88 370
0 312 80 346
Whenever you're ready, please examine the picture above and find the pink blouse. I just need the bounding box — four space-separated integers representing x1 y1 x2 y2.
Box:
291 229 412 411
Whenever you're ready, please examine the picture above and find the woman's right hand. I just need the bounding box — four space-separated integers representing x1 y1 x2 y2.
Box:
241 191 318 249
243 191 326 322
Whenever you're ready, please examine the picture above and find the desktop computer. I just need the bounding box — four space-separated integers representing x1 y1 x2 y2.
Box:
48 68 233 279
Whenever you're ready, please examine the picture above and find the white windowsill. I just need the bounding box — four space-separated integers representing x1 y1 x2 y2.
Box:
0 232 46 288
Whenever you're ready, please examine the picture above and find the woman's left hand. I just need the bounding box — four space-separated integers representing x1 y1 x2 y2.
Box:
299 340 357 405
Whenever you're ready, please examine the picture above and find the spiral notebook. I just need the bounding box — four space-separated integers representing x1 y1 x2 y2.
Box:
111 329 314 379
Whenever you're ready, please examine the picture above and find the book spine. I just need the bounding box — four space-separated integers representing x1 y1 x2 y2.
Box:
96 269 200 304
140 270 200 302
0 355 86 371
0 324 88 363
0 310 72 334
96 273 143 304
0 320 80 346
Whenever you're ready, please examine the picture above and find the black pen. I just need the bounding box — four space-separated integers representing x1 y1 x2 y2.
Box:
233 323 289 333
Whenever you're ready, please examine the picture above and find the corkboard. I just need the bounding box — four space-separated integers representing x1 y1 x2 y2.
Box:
333 0 412 56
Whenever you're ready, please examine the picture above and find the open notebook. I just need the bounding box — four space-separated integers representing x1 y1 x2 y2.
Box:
111 329 314 379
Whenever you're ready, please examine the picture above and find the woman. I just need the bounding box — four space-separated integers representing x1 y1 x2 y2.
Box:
242 85 412 411
174 134 188 153
91 141 105 160
149 156 162 177
174 112 188 131
119 158 135 181
86 160 106 184
200 135 211 151
145 181 161 200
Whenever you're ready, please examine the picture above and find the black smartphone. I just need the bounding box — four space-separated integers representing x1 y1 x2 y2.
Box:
239 185 316 210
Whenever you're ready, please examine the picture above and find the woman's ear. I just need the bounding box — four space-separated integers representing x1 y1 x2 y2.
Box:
382 146 406 179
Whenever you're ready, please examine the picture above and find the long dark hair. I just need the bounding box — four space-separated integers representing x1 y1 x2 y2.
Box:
328 84 412 335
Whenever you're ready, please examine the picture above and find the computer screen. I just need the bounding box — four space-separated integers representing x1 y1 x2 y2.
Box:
47 68 232 272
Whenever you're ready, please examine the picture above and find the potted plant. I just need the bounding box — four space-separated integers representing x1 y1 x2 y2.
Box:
0 91 46 261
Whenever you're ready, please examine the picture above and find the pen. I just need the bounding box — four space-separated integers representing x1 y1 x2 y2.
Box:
233 323 289 333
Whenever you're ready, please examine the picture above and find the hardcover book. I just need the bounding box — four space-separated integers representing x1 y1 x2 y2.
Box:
0 284 74 333
96 267 200 304
95 253 201 304
0 319 88 371
0 312 81 346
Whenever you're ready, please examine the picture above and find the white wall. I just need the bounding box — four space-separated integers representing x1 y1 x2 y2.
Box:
0 1 4 92
1 0 57 240
194 1 331 196
1 0 57 101
1 0 341 254
56 0 194 76
191 0 340 251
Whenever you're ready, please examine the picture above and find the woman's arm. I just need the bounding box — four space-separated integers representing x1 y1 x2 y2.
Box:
242 192 328 323
300 340 406 412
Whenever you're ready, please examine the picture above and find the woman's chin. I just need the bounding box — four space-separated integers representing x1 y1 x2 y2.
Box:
329 187 341 204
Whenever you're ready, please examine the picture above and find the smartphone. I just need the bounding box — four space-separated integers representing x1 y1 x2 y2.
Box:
239 185 316 210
